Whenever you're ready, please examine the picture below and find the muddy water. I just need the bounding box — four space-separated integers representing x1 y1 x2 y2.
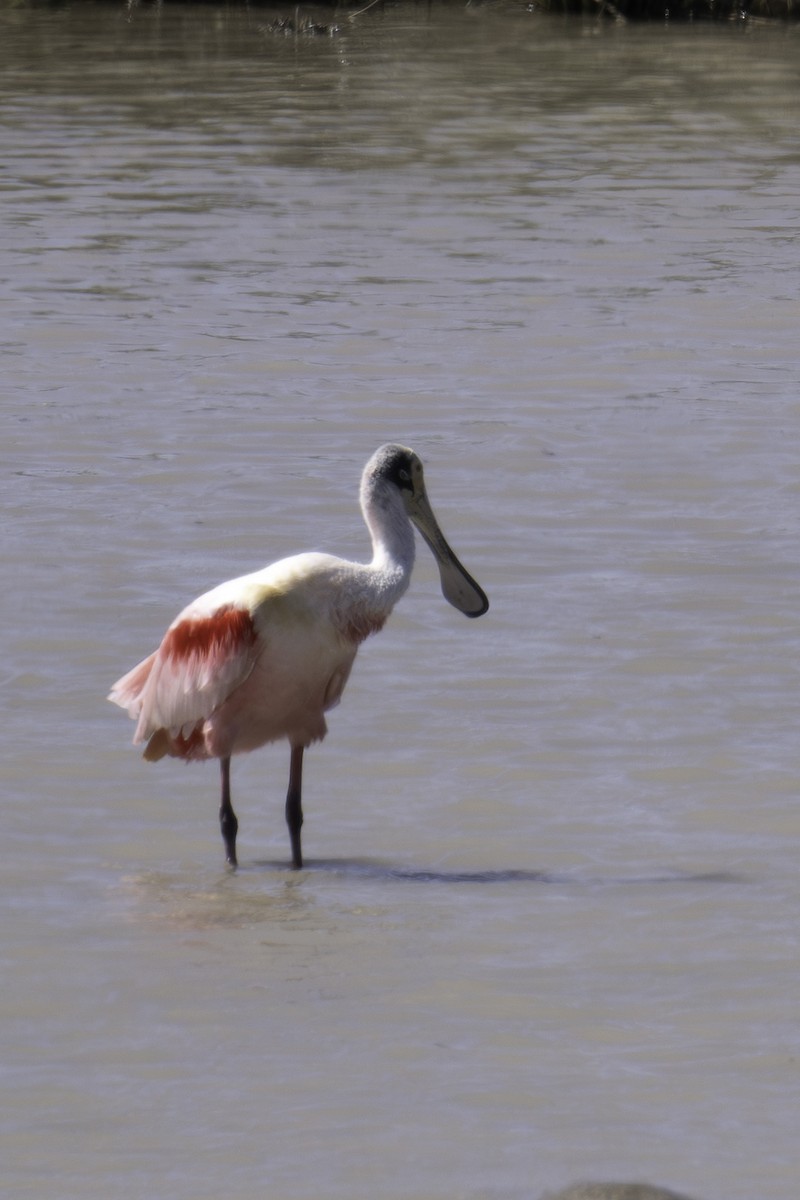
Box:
3 4 800 1199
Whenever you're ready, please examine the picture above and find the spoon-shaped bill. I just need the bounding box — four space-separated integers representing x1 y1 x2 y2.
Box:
406 489 489 618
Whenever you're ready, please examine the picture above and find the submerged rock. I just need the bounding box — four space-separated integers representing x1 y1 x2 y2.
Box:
542 1184 699 1200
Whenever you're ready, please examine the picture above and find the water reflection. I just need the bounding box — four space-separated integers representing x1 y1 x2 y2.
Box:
121 868 315 930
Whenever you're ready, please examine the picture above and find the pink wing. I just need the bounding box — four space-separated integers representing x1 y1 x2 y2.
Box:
109 604 260 749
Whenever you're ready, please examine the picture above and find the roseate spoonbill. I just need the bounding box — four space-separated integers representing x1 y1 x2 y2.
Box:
108 444 489 870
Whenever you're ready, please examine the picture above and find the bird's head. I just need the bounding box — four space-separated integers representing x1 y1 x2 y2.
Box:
364 443 489 618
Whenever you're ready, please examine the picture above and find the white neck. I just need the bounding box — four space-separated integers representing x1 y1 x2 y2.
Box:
360 474 416 610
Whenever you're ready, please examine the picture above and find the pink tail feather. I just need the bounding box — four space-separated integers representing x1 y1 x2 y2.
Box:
107 652 157 722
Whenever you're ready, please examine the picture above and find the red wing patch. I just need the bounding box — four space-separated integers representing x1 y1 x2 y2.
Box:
162 605 258 664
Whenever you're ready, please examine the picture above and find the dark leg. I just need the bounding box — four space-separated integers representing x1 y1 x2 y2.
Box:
219 756 238 868
285 745 304 870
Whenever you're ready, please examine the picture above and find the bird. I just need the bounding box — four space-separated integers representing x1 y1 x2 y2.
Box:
108 443 489 869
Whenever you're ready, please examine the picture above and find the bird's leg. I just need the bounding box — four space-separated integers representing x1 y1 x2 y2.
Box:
218 756 238 868
285 745 304 870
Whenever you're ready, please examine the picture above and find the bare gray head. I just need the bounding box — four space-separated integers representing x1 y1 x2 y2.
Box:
362 444 489 618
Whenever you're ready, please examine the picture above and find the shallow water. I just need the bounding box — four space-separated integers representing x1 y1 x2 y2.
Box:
2 4 800 1198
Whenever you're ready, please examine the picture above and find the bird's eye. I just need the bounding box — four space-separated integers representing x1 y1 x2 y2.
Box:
397 468 412 486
